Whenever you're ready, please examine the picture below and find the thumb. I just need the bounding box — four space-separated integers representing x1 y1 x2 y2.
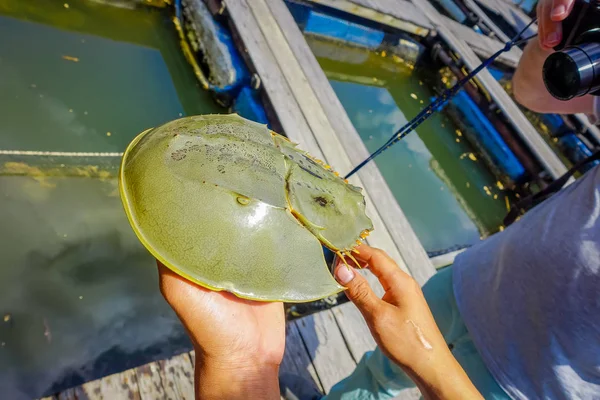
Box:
335 264 381 318
550 0 575 21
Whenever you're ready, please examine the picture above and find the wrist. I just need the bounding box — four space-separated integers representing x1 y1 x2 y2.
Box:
195 354 280 400
402 347 481 400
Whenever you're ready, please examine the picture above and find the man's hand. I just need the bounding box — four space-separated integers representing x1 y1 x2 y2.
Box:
537 0 575 49
513 0 594 114
334 245 482 400
157 261 285 400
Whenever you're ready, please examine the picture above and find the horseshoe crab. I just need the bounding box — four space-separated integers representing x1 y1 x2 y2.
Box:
119 114 373 302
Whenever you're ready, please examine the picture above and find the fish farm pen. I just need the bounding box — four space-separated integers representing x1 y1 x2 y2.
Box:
1 0 598 399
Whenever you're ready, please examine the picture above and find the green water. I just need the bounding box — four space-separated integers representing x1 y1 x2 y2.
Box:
0 0 221 152
0 1 223 398
309 38 507 252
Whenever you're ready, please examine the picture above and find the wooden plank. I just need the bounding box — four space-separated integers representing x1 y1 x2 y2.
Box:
474 0 536 35
263 0 437 285
576 114 600 146
249 0 338 152
332 302 376 359
430 248 465 269
280 321 324 393
461 0 511 42
222 0 317 154
473 0 508 19
158 353 195 400
65 368 141 400
409 0 569 180
57 389 76 400
502 0 537 32
309 0 431 36
331 303 422 399
135 361 167 400
294 311 356 393
441 16 520 67
95 369 141 400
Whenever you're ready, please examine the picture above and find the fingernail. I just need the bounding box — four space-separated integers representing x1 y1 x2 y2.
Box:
335 266 354 285
547 32 560 44
551 5 566 18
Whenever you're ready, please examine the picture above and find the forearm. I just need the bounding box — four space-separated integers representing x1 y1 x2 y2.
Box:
195 356 280 400
513 40 593 114
403 349 482 400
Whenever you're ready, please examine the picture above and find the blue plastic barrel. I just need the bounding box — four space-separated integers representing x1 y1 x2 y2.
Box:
304 11 385 48
450 91 527 182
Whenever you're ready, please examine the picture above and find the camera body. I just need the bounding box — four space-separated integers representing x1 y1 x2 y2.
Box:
554 0 600 50
542 0 600 100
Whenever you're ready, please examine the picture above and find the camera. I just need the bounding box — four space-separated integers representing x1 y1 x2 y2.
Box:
542 0 600 100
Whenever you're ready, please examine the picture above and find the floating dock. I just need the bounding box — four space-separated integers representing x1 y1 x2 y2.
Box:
47 0 578 398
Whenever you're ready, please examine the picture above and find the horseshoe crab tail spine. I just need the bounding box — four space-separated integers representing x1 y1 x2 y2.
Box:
336 251 350 270
345 251 362 269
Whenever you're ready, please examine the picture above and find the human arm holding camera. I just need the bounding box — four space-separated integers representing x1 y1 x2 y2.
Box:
513 0 595 114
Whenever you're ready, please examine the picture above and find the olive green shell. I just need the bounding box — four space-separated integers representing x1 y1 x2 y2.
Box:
119 114 372 302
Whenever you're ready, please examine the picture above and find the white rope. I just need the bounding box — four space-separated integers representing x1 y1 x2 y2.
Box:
0 150 123 157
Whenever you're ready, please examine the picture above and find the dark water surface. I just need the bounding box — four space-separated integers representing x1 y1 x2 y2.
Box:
0 1 223 397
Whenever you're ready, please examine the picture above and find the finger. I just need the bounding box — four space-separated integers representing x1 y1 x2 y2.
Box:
334 264 381 318
353 244 393 264
541 1 562 48
550 0 574 21
537 1 545 47
352 245 410 292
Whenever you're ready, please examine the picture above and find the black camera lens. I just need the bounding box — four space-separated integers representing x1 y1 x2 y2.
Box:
543 43 600 100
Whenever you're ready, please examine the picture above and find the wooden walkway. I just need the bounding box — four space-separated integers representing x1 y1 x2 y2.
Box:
47 0 571 398
45 311 421 399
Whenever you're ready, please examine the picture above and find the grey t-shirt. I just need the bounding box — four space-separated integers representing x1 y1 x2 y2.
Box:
453 165 600 399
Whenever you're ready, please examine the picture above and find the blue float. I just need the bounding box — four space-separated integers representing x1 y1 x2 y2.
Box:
449 91 528 182
232 87 270 125
304 11 385 48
